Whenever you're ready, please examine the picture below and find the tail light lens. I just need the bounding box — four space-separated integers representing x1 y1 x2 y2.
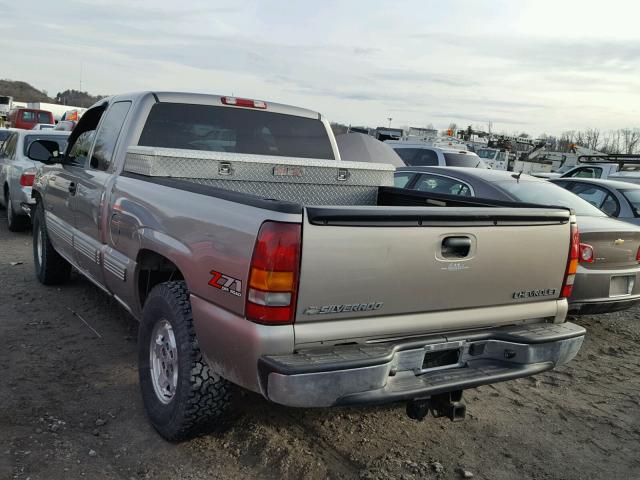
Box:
20 173 36 187
560 223 580 298
246 222 301 324
636 246 640 263
579 243 594 263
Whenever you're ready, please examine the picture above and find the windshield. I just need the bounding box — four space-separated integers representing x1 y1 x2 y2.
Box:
557 165 573 173
0 130 11 142
139 103 335 159
443 152 486 168
23 135 68 156
621 189 640 214
476 149 497 160
496 180 607 216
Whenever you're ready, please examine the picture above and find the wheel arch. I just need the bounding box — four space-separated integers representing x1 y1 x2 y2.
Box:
135 248 186 310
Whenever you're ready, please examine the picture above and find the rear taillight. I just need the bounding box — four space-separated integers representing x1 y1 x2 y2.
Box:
221 96 267 109
246 222 301 325
579 243 594 263
637 246 640 263
20 173 35 187
560 223 580 298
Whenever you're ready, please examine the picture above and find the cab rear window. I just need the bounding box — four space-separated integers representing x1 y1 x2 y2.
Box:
138 103 335 160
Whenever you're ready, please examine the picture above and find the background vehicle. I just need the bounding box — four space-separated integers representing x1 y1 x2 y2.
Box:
26 102 87 123
31 123 56 130
374 126 403 141
54 120 76 131
0 129 69 230
7 108 54 130
0 95 12 125
550 178 640 226
386 141 486 168
27 92 583 440
396 166 640 314
475 147 509 170
552 155 640 185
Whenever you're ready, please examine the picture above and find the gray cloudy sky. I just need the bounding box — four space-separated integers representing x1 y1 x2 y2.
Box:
2 0 639 135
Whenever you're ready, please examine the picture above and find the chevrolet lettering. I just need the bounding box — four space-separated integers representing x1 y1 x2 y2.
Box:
513 289 557 299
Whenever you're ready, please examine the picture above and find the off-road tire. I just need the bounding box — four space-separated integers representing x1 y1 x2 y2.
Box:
138 281 232 441
32 201 71 284
6 190 29 232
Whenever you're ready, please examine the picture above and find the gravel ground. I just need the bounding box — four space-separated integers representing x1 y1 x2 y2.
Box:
1 216 639 480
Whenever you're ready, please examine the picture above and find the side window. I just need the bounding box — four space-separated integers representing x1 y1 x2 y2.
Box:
571 167 602 178
570 183 618 215
3 134 17 160
22 111 35 122
67 131 96 167
414 174 472 196
601 194 619 216
90 101 132 171
37 112 51 124
394 172 414 188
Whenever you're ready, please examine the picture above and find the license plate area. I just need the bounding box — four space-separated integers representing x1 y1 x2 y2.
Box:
422 348 461 370
610 275 635 297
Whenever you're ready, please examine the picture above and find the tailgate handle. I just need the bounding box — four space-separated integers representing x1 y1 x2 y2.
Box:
441 236 471 258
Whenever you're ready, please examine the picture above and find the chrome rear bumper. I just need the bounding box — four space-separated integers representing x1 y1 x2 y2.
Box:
259 322 585 408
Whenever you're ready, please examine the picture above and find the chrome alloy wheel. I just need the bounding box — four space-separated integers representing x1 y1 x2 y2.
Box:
149 319 179 404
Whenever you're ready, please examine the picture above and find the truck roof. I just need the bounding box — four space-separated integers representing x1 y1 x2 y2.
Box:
93 92 322 120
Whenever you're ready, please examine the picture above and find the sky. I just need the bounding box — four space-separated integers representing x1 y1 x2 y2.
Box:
2 0 640 136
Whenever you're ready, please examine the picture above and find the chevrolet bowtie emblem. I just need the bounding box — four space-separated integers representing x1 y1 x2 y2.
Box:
614 238 625 245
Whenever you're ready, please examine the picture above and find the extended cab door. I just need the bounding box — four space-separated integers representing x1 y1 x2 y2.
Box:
72 101 132 286
38 133 84 262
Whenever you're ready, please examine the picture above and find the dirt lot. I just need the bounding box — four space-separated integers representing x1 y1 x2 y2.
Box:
1 217 639 480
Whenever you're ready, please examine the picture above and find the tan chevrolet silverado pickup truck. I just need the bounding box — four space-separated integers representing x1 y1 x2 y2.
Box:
26 91 585 440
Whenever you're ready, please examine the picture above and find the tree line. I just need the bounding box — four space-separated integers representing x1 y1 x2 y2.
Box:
538 128 640 155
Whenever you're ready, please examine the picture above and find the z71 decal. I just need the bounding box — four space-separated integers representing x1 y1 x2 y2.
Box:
209 270 242 297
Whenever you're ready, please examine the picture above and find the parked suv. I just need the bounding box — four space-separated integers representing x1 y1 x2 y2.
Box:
386 141 486 168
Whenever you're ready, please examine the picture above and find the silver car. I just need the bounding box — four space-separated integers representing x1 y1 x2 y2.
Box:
0 130 69 231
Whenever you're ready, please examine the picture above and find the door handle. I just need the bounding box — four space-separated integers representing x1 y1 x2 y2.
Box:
68 182 77 195
441 236 471 259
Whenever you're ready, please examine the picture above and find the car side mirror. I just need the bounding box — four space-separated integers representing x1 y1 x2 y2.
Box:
27 140 62 164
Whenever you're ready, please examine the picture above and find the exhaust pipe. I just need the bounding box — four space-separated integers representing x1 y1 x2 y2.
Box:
406 391 466 422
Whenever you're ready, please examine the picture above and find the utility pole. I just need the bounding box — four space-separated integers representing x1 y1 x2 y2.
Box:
80 62 84 92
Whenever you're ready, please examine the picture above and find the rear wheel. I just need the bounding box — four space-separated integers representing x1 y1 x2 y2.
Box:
6 190 29 232
138 281 232 441
32 201 71 285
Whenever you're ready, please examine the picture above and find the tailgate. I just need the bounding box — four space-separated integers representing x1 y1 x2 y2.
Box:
296 206 570 324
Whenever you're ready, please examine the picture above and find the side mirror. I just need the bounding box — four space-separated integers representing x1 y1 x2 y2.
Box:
27 140 62 164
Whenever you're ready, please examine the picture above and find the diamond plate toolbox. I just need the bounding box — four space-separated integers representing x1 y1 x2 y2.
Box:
124 146 395 205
